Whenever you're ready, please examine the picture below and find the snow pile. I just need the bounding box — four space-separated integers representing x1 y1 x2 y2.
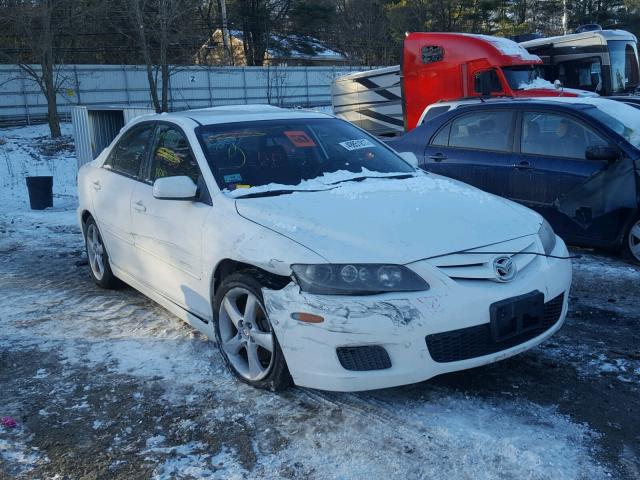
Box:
519 77 556 90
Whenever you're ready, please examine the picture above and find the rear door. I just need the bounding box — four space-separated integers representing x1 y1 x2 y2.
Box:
91 122 155 272
514 109 622 241
423 109 516 197
129 123 213 318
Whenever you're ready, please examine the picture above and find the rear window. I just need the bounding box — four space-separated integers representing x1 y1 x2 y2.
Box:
195 118 414 190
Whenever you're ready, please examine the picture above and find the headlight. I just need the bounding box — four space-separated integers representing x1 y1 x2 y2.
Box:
291 264 430 295
538 219 557 255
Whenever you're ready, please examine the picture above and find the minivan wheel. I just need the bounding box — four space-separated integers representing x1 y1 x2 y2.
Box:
623 217 640 265
213 272 292 391
83 217 119 288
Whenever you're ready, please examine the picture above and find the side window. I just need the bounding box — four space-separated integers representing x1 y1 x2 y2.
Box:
448 111 514 152
473 70 502 94
430 123 451 146
150 125 200 183
422 106 451 124
521 112 608 159
104 124 154 177
557 57 603 93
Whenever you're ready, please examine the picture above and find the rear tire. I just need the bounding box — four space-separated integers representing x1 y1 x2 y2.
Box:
213 272 292 391
83 216 120 289
623 217 640 266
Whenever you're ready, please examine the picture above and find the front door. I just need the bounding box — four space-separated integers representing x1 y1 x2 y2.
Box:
91 122 155 272
129 123 212 319
515 110 628 243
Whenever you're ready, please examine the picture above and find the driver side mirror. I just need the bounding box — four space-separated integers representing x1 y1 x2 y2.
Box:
153 176 198 200
585 145 619 162
398 151 419 167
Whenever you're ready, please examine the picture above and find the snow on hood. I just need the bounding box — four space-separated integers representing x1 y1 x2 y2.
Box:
234 174 542 264
225 168 407 198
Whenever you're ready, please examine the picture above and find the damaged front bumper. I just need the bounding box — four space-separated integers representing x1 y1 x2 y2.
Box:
262 240 572 392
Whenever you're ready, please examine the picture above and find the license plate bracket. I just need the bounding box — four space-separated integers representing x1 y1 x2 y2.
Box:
490 291 545 342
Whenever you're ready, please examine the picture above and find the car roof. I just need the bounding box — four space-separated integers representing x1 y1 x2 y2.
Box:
136 105 333 126
445 97 601 112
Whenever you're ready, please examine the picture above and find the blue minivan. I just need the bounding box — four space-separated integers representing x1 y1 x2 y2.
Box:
390 98 640 264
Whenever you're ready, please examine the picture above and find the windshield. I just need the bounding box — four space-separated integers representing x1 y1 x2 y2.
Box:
581 99 640 148
195 118 415 193
608 40 640 93
502 65 549 90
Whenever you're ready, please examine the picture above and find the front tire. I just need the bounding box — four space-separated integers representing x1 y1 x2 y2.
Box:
623 217 640 265
213 272 291 391
83 216 119 289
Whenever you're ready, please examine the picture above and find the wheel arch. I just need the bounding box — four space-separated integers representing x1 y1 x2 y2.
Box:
80 210 93 232
210 259 291 303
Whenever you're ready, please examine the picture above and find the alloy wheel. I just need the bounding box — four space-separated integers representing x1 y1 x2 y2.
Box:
86 223 105 281
218 287 275 381
628 219 640 262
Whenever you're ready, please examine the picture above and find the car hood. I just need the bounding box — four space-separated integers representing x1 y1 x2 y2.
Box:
234 175 542 264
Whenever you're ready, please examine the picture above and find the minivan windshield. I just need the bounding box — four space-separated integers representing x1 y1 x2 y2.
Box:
195 118 415 194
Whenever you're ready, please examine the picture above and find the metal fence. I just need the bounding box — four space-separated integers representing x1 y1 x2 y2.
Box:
0 64 373 126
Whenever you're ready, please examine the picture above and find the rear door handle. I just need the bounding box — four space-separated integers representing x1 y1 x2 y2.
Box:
92 180 101 191
515 161 532 170
429 153 447 162
133 200 146 212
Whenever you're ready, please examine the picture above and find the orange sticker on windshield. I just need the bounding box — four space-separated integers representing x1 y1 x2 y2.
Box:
284 130 316 147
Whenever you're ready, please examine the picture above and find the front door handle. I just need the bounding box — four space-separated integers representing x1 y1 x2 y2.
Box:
515 161 532 170
429 153 448 162
133 200 147 212
92 180 101 191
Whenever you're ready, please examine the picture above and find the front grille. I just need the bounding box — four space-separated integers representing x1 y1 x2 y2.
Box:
428 237 539 281
426 293 564 363
337 346 392 371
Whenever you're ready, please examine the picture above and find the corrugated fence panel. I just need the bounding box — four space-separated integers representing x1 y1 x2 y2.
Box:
0 64 378 125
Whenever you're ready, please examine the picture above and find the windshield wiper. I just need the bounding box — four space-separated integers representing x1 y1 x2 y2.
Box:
234 188 326 199
328 173 415 186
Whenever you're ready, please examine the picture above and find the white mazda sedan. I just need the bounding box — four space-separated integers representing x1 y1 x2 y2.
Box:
77 105 572 392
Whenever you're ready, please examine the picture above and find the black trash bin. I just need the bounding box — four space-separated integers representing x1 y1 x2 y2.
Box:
25 176 53 210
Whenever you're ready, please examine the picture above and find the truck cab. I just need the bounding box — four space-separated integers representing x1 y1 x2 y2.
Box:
333 32 579 137
401 33 571 131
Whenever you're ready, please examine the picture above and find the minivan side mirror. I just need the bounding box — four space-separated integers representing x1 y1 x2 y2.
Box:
585 145 619 162
153 176 198 200
398 151 419 167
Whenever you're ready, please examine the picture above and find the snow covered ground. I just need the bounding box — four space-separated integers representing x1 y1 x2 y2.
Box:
0 123 638 479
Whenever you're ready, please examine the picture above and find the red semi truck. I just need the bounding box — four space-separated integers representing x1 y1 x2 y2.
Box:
333 32 588 136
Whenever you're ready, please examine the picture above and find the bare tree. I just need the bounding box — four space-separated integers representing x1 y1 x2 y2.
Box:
111 0 202 112
261 64 291 105
0 0 86 138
